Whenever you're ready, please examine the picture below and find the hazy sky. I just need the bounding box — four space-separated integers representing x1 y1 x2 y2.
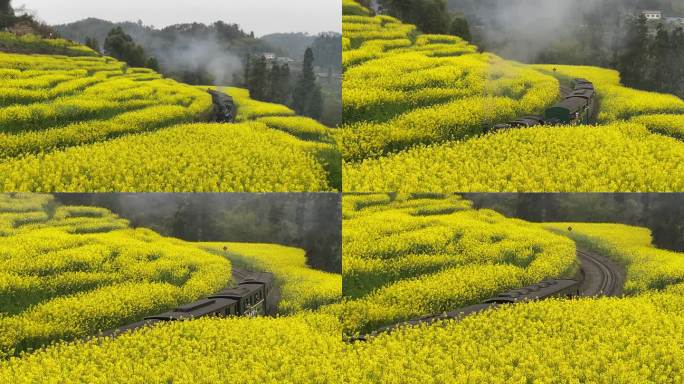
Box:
15 0 341 36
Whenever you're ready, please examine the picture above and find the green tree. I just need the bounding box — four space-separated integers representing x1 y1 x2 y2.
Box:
84 36 100 53
306 84 323 120
650 23 671 92
145 56 159 72
292 48 323 119
449 15 471 41
103 26 147 67
0 0 13 16
617 15 649 89
246 54 268 101
672 27 684 96
0 0 14 29
267 62 291 104
380 0 450 34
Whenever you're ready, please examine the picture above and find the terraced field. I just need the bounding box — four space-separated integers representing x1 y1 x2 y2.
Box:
4 194 684 382
0 194 232 359
328 194 578 335
198 242 342 315
0 193 344 382
341 0 684 192
0 38 340 192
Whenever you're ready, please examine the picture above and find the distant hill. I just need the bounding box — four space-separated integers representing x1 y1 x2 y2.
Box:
261 32 316 59
54 18 277 84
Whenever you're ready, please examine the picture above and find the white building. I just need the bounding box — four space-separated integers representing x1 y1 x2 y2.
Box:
642 10 663 20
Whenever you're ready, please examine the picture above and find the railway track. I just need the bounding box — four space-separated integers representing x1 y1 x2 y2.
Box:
349 247 625 341
100 267 277 338
576 248 623 297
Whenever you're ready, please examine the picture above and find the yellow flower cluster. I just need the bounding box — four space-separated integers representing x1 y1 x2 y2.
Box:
198 242 342 314
342 1 684 191
534 64 684 123
4 294 684 382
341 3 558 163
0 123 337 192
0 195 232 359
630 114 684 140
344 123 684 192
0 32 98 57
0 314 348 384
543 222 684 294
331 194 577 334
345 293 684 383
0 52 339 191
223 87 296 121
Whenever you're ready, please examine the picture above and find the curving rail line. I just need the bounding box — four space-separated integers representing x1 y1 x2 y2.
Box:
348 246 625 341
576 248 623 297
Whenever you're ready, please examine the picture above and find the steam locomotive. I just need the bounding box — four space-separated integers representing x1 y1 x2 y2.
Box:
208 89 237 123
101 272 274 337
491 78 596 131
351 279 581 341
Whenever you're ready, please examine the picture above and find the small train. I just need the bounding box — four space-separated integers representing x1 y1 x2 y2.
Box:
352 279 581 341
207 89 237 123
491 79 596 132
101 272 273 337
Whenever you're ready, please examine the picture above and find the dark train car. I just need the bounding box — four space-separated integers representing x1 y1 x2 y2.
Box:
572 78 594 90
492 115 545 131
207 89 237 123
240 272 274 292
100 319 160 338
491 78 595 131
208 284 266 316
144 298 239 321
544 97 592 125
484 279 581 304
351 280 581 342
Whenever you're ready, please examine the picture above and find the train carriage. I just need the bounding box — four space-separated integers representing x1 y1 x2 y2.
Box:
102 271 275 337
208 285 266 316
492 78 595 131
144 298 239 321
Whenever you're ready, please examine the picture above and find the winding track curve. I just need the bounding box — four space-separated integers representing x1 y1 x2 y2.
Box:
349 246 625 340
576 248 624 297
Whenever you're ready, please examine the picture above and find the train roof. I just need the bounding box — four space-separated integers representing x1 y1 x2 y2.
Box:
239 272 274 287
546 97 588 115
145 297 237 321
511 115 545 127
484 279 580 303
567 89 595 99
100 319 160 338
209 285 262 300
375 303 494 334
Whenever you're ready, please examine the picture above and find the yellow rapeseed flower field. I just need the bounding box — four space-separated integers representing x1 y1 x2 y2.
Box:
341 0 684 192
329 194 577 335
3 194 684 382
0 36 340 191
543 222 684 294
198 242 342 314
344 123 684 192
0 194 232 358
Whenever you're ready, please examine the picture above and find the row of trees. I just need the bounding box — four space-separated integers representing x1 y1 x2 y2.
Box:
467 193 684 252
97 27 159 70
374 0 471 41
0 0 52 36
54 193 342 273
245 56 291 105
617 16 684 97
245 47 323 120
